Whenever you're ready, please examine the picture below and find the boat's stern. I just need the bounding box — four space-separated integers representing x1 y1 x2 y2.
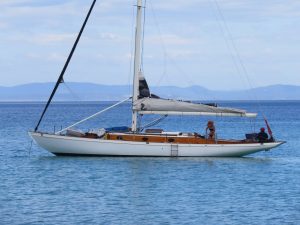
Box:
262 141 286 151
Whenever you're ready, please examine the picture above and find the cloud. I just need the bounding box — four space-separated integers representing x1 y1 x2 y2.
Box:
25 52 66 62
8 33 77 45
147 34 195 45
0 0 71 7
1 0 300 88
0 1 84 18
97 32 130 43
33 34 76 44
47 53 66 62
150 0 206 11
264 2 300 17
167 50 197 59
26 52 40 59
0 21 8 29
150 0 300 21
99 32 118 40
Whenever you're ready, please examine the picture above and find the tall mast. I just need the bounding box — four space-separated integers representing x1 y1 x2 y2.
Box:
131 0 143 132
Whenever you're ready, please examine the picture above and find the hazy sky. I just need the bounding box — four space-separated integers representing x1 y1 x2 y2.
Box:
0 0 299 90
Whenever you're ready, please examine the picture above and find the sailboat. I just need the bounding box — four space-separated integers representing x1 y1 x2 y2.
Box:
29 0 284 157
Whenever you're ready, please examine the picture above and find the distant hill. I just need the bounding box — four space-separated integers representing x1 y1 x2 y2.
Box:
0 82 299 101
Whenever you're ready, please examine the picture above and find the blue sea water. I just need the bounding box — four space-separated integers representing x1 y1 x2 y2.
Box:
0 101 299 225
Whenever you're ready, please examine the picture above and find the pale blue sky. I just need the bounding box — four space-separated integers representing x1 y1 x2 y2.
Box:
0 0 299 90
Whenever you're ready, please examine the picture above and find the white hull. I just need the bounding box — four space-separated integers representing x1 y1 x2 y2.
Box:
29 132 284 157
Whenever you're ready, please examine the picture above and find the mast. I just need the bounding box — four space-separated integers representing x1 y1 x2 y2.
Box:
131 0 143 132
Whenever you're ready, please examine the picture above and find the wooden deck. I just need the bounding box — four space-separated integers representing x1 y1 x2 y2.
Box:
106 133 247 145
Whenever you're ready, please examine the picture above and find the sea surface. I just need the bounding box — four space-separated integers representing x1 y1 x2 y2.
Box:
0 101 299 225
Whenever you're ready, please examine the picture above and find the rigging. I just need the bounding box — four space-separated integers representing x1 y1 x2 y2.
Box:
34 0 97 132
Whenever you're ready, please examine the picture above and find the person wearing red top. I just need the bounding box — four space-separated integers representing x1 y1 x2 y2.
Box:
206 120 216 140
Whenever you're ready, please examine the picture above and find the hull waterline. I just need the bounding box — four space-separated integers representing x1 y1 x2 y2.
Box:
29 132 284 157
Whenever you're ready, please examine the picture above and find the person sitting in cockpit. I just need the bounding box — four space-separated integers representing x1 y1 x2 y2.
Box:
206 120 216 140
257 127 268 142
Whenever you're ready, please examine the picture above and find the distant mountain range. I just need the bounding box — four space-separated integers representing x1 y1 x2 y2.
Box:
0 82 299 101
